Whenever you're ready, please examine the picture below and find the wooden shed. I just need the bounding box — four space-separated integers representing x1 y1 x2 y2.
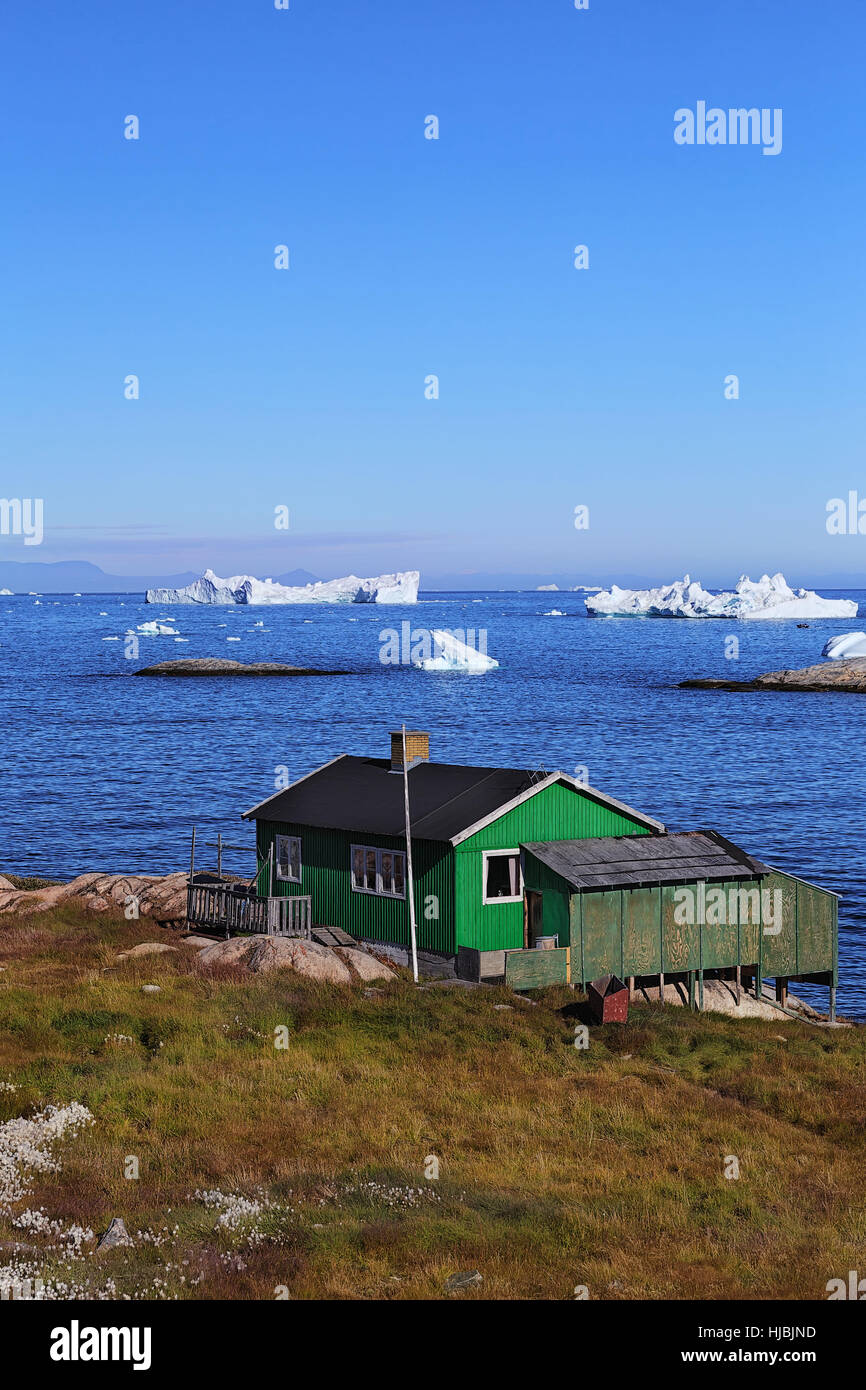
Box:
519 831 839 1016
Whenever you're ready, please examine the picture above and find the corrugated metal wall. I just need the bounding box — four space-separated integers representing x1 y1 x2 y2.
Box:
257 819 455 953
455 782 652 951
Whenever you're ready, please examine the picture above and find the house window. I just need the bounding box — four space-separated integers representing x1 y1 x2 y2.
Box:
482 850 522 904
351 844 406 898
275 834 302 884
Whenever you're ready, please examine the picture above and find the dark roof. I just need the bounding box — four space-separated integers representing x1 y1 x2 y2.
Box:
522 830 767 891
242 755 663 843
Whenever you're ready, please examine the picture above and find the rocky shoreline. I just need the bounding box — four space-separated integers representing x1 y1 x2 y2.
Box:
681 657 866 694
134 658 348 677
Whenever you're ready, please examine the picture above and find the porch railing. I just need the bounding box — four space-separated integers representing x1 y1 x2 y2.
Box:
186 882 311 940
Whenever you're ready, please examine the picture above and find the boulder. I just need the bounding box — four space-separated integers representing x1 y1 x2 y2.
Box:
97 1217 133 1251
116 942 179 961
197 934 353 983
197 937 258 969
444 1270 483 1292
337 948 396 982
246 937 352 983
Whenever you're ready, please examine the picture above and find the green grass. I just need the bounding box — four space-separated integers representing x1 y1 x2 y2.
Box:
0 907 864 1300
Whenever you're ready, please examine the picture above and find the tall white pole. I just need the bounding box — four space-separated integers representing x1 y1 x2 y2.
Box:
402 724 419 984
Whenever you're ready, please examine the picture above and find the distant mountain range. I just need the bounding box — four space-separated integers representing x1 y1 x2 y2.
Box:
0 561 320 593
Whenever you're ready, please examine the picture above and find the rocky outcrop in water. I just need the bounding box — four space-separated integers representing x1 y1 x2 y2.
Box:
681 658 866 693
135 658 345 677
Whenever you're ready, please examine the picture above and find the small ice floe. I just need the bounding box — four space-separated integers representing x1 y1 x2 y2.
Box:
414 628 499 672
102 636 120 641
253 620 264 627
98 611 108 616
73 593 81 597
543 609 566 616
822 632 866 660
34 600 41 605
27 592 39 596
136 620 179 635
217 623 226 628
174 637 189 643
0 588 13 596
227 636 240 641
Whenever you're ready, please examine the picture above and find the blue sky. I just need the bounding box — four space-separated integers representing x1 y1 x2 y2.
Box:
1 0 864 586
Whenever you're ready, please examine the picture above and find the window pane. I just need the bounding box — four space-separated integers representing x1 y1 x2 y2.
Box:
394 853 405 897
486 854 518 899
290 839 300 881
365 849 377 891
381 851 393 894
277 837 289 878
352 847 364 889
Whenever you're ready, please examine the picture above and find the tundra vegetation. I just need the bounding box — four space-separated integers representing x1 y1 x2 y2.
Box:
0 904 864 1300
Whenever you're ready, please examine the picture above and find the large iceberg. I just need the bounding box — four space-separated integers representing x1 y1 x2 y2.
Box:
146 567 420 606
822 632 866 660
585 573 858 621
414 629 499 672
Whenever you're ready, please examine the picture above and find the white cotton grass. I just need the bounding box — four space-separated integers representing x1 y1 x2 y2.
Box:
0 1102 94 1208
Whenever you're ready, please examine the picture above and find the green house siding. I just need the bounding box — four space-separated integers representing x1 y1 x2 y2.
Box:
256 819 455 954
454 782 652 951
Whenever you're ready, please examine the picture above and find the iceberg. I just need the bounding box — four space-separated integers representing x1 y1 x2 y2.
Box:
822 632 866 660
146 567 420 606
585 573 858 621
135 620 179 635
414 629 499 672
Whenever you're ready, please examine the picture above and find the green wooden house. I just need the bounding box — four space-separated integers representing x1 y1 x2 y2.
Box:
241 730 838 1015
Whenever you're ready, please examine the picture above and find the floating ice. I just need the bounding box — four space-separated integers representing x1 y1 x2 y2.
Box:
822 632 866 659
586 573 858 621
0 588 12 596
136 620 179 635
414 629 499 672
543 609 566 616
146 567 420 606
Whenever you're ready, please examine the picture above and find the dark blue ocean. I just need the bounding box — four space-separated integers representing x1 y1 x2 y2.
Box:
2 589 864 1018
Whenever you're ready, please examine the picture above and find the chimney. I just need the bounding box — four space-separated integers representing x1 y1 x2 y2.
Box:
390 730 430 772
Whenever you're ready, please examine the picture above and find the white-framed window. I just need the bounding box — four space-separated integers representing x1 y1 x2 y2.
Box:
275 834 302 884
351 844 406 898
482 849 522 904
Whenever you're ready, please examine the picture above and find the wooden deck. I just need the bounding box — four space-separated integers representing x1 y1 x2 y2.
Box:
186 882 312 939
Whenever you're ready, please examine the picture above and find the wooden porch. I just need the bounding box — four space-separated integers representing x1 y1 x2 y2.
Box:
186 879 312 940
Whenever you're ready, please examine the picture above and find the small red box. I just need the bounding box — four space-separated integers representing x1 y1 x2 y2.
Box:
587 974 629 1024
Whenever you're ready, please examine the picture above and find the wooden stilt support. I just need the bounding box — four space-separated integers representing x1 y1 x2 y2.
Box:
830 985 836 1023
628 975 635 1000
698 969 704 1011
688 971 695 1010
735 964 741 1007
659 971 665 1003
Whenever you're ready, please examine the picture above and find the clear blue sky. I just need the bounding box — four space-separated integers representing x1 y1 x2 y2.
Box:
1 0 864 586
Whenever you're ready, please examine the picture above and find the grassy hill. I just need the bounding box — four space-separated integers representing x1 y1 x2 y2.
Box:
1 906 864 1300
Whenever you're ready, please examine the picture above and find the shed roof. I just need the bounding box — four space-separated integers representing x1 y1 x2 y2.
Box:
522 830 767 891
242 755 664 843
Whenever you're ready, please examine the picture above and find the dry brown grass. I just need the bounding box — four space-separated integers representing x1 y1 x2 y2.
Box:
0 906 864 1300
